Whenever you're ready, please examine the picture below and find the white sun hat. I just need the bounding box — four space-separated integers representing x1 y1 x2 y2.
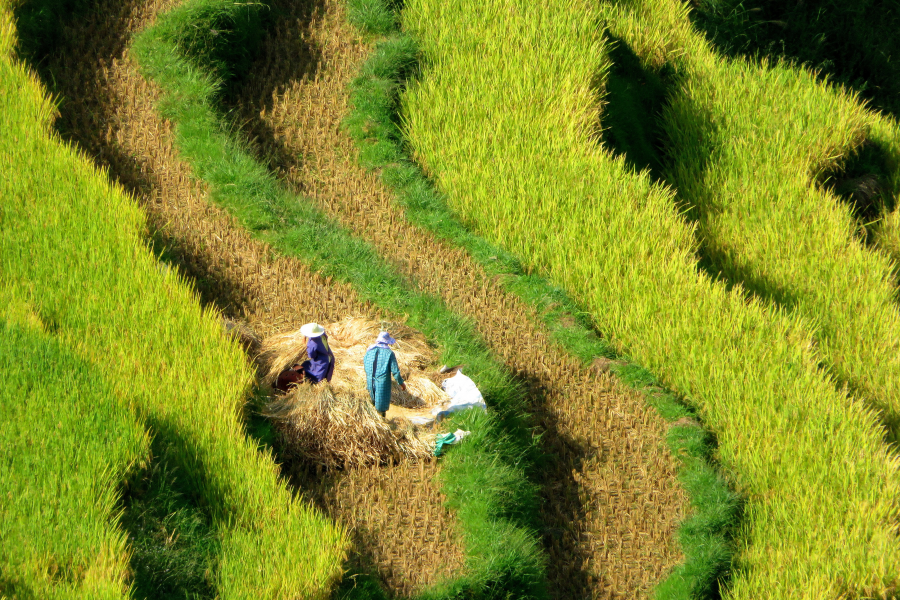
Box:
300 322 326 338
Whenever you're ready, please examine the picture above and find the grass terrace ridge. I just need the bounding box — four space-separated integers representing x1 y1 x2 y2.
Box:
132 0 549 596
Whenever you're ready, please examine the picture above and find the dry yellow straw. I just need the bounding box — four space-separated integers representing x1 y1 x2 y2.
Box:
260 317 450 467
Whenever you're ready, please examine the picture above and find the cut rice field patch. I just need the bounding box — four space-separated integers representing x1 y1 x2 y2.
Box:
288 460 466 597
8 0 463 595
223 0 705 597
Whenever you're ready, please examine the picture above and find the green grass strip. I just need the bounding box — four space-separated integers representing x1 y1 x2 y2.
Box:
1 7 347 599
344 4 740 598
132 2 548 597
397 0 900 597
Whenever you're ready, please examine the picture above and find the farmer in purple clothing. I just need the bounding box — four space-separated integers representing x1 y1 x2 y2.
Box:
299 322 335 383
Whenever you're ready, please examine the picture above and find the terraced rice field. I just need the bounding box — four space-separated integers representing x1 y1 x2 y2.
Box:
16 0 464 593
228 0 690 596
8 0 703 597
12 0 898 597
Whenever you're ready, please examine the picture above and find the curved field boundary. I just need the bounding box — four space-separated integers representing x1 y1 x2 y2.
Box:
221 0 729 595
399 0 900 597
1 4 348 598
871 116 900 268
0 318 147 599
132 1 550 597
15 0 468 593
609 0 900 443
341 5 741 598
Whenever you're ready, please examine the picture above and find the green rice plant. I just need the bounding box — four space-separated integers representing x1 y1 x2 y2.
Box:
132 2 549 597
870 115 900 268
399 0 900 597
0 6 348 598
687 0 900 120
604 0 900 443
0 312 148 600
683 0 900 268
344 17 741 599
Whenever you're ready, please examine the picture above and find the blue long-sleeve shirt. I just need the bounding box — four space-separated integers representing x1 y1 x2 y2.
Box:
363 347 404 412
304 334 334 383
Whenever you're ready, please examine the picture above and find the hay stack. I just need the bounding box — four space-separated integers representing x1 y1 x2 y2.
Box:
260 317 450 467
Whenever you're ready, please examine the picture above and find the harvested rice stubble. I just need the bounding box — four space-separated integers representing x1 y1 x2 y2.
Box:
29 0 465 592
231 0 689 596
289 459 465 596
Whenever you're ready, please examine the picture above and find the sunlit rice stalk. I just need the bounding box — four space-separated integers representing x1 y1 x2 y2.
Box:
400 0 900 597
132 0 550 596
614 0 900 444
0 317 148 599
0 3 348 598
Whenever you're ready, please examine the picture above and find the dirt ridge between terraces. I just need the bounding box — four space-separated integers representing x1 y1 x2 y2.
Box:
24 0 465 594
230 0 689 597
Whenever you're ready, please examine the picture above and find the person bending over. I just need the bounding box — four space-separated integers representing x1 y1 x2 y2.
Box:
273 363 305 393
300 322 335 384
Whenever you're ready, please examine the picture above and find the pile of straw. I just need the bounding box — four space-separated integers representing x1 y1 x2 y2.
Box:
260 317 450 467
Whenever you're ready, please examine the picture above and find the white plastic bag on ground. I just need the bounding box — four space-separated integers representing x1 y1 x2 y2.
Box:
432 369 487 417
452 429 471 443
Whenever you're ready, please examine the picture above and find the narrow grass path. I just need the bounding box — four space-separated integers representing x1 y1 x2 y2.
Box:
227 1 697 597
18 0 465 595
133 0 562 595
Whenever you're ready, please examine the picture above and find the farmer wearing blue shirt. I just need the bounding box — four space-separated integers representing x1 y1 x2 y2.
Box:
299 322 335 384
363 331 406 418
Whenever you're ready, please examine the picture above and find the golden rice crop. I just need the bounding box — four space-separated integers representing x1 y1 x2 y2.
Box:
611 0 900 443
0 2 348 597
400 0 900 597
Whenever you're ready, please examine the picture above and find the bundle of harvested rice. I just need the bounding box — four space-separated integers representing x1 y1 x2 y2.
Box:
259 317 450 467
259 317 449 408
267 384 433 468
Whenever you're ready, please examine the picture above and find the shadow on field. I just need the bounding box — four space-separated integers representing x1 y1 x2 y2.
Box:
0 577 38 600
818 139 899 244
221 0 327 175
119 428 221 600
599 36 801 311
599 36 672 184
688 0 900 121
